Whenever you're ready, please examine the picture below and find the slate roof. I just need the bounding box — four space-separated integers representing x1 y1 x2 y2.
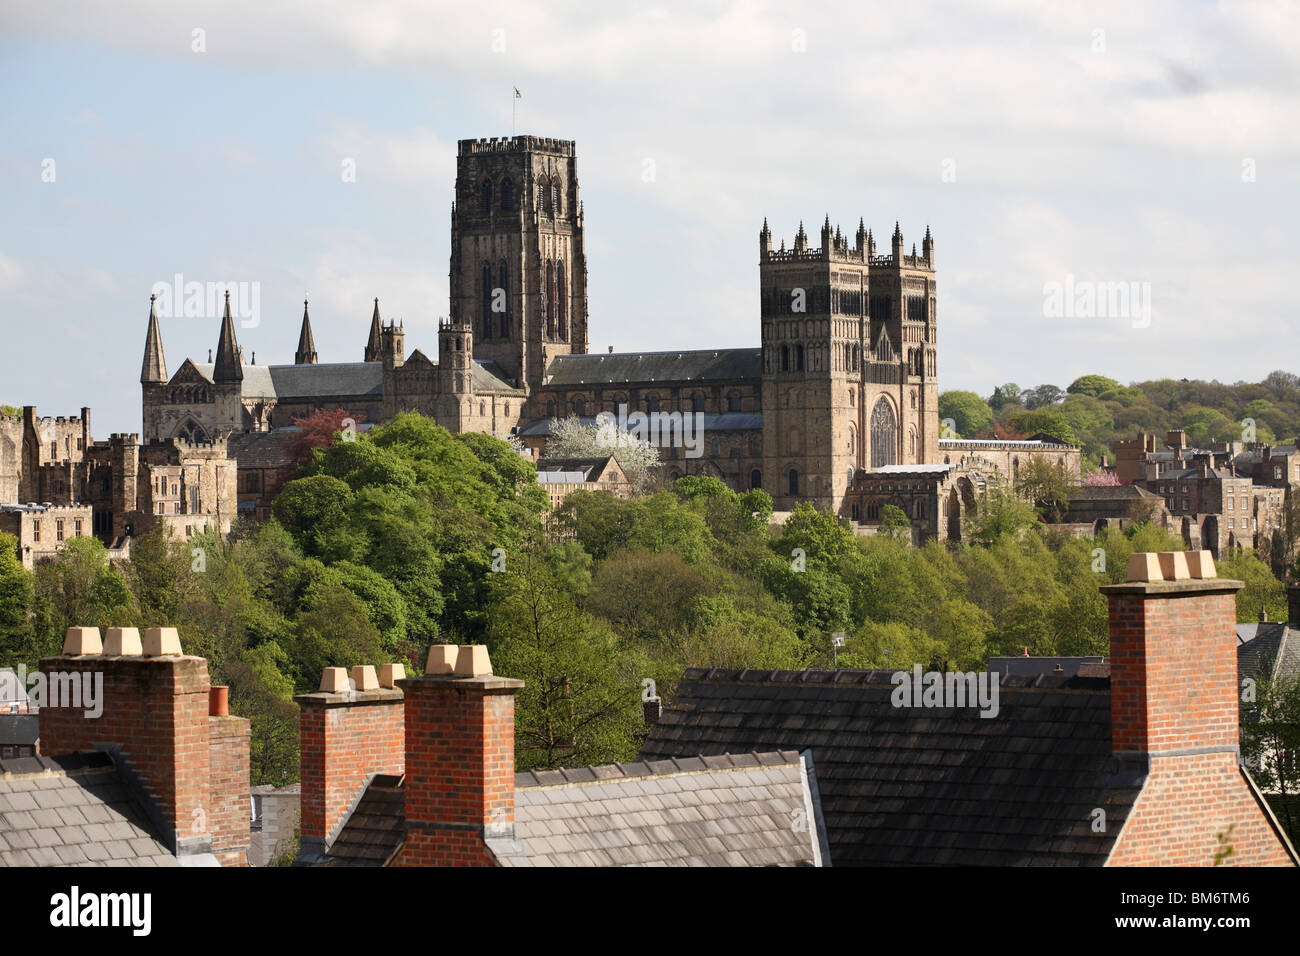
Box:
0 715 39 747
227 428 300 468
189 362 385 400
321 774 404 867
544 349 762 386
496 751 827 867
0 752 179 867
1069 485 1160 502
472 360 522 391
639 668 1141 867
1237 623 1300 690
321 750 828 867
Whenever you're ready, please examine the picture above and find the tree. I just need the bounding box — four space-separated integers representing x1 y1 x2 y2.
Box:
966 481 1040 546
546 415 661 495
0 533 33 664
1006 409 1078 445
487 537 645 771
938 391 993 438
1067 375 1121 399
1015 459 1076 523
878 505 912 541
1023 384 1065 410
988 384 1022 412
1239 667 1300 846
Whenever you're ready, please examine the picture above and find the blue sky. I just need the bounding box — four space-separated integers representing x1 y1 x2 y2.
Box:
2 0 1297 434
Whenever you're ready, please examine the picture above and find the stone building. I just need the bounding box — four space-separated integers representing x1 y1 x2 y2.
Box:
138 133 1078 524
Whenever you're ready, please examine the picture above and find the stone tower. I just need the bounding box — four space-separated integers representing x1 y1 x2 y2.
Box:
760 217 938 513
449 136 589 398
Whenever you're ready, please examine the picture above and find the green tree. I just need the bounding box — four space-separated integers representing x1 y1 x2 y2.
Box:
939 391 993 438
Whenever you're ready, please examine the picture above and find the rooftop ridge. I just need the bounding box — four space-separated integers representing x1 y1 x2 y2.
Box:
515 750 802 790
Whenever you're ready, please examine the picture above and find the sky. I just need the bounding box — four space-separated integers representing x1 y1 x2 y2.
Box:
1 0 1297 435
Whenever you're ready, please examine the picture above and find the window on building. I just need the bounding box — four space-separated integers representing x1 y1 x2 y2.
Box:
56 519 64 542
74 519 82 536
711 438 719 456
504 403 510 416
848 388 855 407
788 470 799 496
727 391 741 412
33 521 40 542
646 394 660 413
691 393 705 413
750 469 761 490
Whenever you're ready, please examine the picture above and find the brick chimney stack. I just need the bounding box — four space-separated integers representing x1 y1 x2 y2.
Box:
396 644 523 866
294 665 405 862
38 626 251 865
1101 553 1296 865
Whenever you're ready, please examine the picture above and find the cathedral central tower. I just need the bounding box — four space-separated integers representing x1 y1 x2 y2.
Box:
449 136 589 398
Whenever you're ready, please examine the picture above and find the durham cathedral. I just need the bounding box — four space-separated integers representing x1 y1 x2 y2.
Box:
133 134 1079 538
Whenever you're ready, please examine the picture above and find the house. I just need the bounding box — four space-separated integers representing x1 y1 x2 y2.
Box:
534 455 631 508
0 625 251 867
641 551 1297 866
292 647 829 866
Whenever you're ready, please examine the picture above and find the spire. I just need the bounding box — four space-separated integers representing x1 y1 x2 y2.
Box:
213 290 243 383
140 293 167 385
365 298 383 362
296 298 318 365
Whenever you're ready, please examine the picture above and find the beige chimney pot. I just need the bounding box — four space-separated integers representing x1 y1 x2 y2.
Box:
103 626 143 656
1125 553 1164 583
320 667 350 693
1157 551 1190 581
454 644 492 677
426 645 458 675
63 626 103 656
1186 550 1217 579
379 663 406 688
143 626 183 656
351 665 379 692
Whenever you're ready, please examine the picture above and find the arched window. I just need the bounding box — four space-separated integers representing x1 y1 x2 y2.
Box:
499 178 514 212
646 394 660 412
574 397 586 416
556 264 567 339
848 388 855 407
691 392 705 413
870 397 897 468
780 345 789 371
479 401 486 416
727 390 741 412
546 400 555 418
538 177 551 216
481 264 493 339
750 469 762 490
545 260 556 337
788 469 799 496
480 178 493 215
796 344 804 371
848 425 857 456
497 260 510 337
552 181 562 216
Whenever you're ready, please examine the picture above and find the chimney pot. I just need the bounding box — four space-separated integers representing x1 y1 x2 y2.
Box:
351 665 379 691
1157 552 1190 581
319 666 350 693
62 626 103 656
103 626 142 656
143 626 183 656
1125 553 1164 582
453 644 492 677
379 663 406 688
426 645 458 674
210 685 229 716
1185 550 1217 579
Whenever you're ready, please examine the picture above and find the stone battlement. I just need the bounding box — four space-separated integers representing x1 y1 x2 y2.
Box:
459 135 575 157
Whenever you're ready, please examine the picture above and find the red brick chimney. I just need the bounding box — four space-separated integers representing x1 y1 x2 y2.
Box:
294 664 405 862
38 625 251 864
396 644 523 866
1101 553 1296 865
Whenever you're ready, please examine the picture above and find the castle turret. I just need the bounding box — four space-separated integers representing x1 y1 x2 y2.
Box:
437 318 473 397
213 291 242 383
364 298 383 362
381 320 405 370
760 217 772 258
793 221 808 253
295 299 318 365
141 294 167 385
821 215 833 256
891 221 904 261
922 225 934 267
